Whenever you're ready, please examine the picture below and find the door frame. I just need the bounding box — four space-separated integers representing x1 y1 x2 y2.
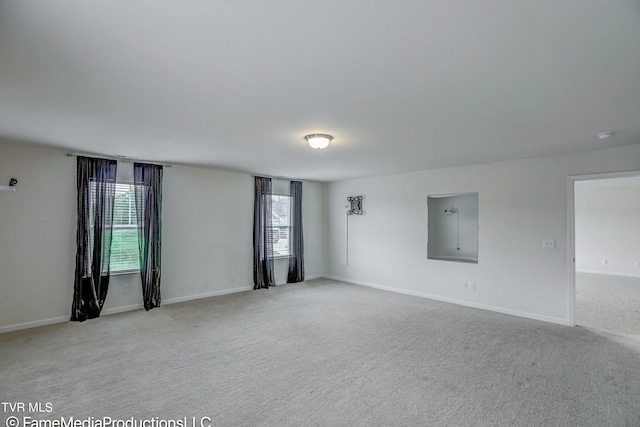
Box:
566 169 640 326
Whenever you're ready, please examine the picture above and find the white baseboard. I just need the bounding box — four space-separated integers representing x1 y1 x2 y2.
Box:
162 286 253 305
275 274 324 286
0 285 255 334
102 303 144 315
576 269 640 278
0 316 71 334
323 275 571 326
1 273 573 334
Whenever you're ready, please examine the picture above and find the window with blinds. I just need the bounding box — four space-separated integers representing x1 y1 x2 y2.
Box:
110 183 140 272
269 194 291 258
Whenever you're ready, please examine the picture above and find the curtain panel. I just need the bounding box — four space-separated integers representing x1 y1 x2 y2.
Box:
71 156 117 322
253 176 275 289
134 162 163 311
287 180 304 283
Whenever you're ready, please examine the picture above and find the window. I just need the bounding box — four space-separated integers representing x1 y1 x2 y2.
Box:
110 183 140 272
269 194 291 257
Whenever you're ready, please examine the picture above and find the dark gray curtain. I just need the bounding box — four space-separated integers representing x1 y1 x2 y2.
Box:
253 176 274 289
71 156 117 322
287 180 304 283
134 162 163 311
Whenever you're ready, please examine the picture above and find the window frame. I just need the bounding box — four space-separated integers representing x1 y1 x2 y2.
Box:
108 180 141 275
269 193 292 259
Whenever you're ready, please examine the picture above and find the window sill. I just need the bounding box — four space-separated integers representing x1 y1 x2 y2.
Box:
111 270 140 276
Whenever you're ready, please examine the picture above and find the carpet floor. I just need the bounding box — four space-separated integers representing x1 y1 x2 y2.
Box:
576 272 640 335
1 279 639 426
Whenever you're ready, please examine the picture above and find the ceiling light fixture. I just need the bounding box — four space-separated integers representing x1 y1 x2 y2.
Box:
305 134 333 150
597 132 614 140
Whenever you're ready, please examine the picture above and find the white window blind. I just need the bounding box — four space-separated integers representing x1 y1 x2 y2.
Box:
110 183 140 272
87 181 140 274
269 194 291 257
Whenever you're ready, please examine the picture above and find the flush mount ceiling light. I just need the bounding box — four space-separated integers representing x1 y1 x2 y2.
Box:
305 134 333 150
597 132 614 140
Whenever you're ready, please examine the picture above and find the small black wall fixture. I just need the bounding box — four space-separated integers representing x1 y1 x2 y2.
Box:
0 177 18 192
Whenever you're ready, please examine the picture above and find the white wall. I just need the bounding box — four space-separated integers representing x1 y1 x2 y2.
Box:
326 144 640 325
0 143 77 330
575 181 640 277
0 140 326 332
2 138 639 331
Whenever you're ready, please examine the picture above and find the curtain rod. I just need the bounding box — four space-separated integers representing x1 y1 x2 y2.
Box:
253 174 306 182
65 153 172 168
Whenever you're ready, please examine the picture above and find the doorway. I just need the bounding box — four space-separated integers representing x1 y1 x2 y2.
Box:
568 171 640 334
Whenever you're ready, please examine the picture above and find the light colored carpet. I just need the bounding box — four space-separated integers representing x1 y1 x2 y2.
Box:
576 272 640 335
1 279 639 426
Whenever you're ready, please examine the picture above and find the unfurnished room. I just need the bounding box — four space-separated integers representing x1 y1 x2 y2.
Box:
1 1 639 426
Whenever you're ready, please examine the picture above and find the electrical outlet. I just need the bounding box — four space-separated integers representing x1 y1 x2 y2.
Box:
542 239 555 249
462 282 468 289
635 261 639 268
602 259 608 265
470 282 477 291
123 283 130 293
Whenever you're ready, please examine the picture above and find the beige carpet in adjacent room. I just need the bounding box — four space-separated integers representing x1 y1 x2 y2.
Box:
576 272 640 335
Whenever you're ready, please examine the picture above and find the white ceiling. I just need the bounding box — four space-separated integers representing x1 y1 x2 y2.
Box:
1 1 639 182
